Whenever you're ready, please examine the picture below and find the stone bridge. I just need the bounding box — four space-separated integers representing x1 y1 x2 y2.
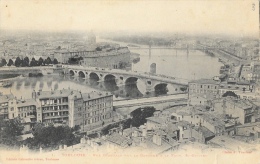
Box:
63 65 188 94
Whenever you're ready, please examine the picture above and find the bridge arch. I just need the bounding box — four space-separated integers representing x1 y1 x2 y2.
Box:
78 71 86 78
125 77 138 85
69 70 75 76
104 74 116 82
154 83 168 95
89 72 100 81
103 74 119 91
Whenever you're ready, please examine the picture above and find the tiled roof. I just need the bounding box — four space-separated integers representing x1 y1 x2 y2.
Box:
37 89 77 99
16 99 38 107
106 133 132 148
200 113 225 127
195 126 215 138
0 94 14 104
146 116 168 125
82 91 112 101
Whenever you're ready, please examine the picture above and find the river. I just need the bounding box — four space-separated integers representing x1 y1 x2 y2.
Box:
0 38 223 99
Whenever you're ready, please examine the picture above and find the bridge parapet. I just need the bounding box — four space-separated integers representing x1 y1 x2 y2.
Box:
63 65 188 86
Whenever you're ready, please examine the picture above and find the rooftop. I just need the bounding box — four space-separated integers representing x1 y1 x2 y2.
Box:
189 79 220 85
16 99 38 107
235 122 260 128
200 113 225 127
226 97 253 109
195 126 215 138
82 91 112 101
37 89 79 99
0 94 14 104
146 116 168 125
106 133 132 148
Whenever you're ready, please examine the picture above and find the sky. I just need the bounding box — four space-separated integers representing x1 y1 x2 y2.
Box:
0 0 259 37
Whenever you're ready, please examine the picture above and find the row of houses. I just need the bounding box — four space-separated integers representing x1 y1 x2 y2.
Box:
0 89 114 133
188 78 260 102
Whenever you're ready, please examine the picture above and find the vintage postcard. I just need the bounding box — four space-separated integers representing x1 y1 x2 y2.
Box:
0 0 260 163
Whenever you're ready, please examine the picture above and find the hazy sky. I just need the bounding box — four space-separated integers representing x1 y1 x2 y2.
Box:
0 0 259 37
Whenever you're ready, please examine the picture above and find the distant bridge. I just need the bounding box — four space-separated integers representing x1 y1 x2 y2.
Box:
63 65 188 94
129 47 216 50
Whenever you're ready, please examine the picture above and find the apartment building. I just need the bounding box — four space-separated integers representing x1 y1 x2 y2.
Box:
0 94 15 120
32 89 113 131
188 79 220 98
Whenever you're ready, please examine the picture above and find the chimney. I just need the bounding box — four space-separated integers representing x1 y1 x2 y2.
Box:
142 128 147 137
152 133 162 146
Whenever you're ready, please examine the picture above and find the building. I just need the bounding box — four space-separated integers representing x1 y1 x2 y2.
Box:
54 49 96 64
225 98 255 124
218 80 253 95
74 91 113 131
188 93 216 106
32 89 113 131
235 122 260 142
80 47 131 70
0 94 15 120
210 97 256 125
188 79 220 98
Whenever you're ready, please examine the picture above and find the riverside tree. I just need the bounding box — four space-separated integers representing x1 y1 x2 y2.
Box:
30 58 38 67
0 59 7 67
38 57 43 66
45 57 52 65
14 57 22 67
7 59 14 66
53 58 58 64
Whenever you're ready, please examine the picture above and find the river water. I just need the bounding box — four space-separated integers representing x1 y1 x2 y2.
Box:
0 38 223 99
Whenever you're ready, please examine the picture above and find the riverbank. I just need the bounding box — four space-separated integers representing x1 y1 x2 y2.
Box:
0 74 21 80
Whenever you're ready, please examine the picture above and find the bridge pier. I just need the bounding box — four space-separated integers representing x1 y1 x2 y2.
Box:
145 79 155 94
115 76 126 86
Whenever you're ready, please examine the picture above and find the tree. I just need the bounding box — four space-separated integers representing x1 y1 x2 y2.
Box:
7 59 14 66
30 58 37 67
222 91 238 98
0 58 7 67
30 123 78 150
0 118 24 146
38 57 43 66
24 56 29 65
1 59 7 66
14 57 22 67
21 59 29 67
130 107 156 127
53 58 58 64
45 57 52 65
